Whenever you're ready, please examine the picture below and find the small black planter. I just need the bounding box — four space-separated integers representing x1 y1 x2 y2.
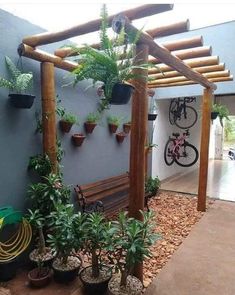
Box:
80 266 112 295
0 258 18 281
9 93 35 109
53 266 80 283
211 111 219 120
110 83 134 105
148 113 157 121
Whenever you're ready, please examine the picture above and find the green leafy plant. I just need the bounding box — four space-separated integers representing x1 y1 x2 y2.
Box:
57 106 78 124
27 209 47 255
212 103 230 127
85 112 100 123
0 56 33 93
47 203 85 265
27 173 70 216
68 5 156 103
82 212 111 278
107 211 159 288
145 176 161 196
28 154 52 177
107 115 122 127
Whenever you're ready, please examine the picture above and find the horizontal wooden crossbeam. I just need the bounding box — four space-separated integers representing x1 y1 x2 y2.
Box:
22 4 173 47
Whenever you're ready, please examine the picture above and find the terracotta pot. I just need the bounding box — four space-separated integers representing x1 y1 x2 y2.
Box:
116 132 126 143
109 123 118 133
72 134 86 146
59 120 74 133
9 93 35 109
84 122 97 134
123 123 131 134
28 267 52 288
79 265 112 294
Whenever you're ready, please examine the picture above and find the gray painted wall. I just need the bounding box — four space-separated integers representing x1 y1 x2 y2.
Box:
0 9 131 210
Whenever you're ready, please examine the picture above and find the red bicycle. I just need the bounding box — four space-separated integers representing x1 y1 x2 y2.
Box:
164 129 199 167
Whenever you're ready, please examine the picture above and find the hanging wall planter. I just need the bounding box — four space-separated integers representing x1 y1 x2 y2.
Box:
109 123 118 134
72 134 86 147
59 120 74 133
116 132 126 143
123 122 131 134
148 113 157 121
9 94 35 109
84 122 97 134
110 83 134 105
211 111 219 120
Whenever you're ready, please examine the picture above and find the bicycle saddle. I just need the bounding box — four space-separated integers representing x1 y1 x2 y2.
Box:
172 132 180 137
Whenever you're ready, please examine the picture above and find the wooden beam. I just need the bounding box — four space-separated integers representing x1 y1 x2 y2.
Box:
148 56 219 75
41 62 57 173
22 4 173 47
148 75 233 88
197 88 213 212
113 15 216 89
147 20 189 38
55 30 202 59
149 46 212 65
18 43 78 72
149 64 225 80
129 43 149 282
149 70 230 85
160 35 203 51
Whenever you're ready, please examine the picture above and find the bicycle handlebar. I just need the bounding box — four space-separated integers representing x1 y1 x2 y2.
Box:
184 96 196 103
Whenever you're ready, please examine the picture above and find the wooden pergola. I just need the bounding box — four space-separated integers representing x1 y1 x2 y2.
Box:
18 4 233 281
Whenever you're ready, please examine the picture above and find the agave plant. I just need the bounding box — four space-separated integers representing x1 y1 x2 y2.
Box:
0 56 33 93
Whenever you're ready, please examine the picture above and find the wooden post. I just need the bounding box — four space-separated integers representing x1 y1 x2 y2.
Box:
197 88 213 211
129 43 149 282
41 62 57 173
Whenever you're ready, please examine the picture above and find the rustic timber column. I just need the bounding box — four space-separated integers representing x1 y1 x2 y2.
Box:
129 43 149 282
41 62 57 173
197 88 213 211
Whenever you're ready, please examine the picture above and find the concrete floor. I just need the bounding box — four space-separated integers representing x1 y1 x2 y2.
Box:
161 159 235 201
145 200 235 295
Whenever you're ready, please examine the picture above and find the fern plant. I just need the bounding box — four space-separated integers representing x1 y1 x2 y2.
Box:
68 5 155 103
0 56 33 93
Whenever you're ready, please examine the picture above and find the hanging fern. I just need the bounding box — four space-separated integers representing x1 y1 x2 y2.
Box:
0 56 33 94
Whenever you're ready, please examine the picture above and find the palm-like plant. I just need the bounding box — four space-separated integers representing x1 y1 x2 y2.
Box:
0 56 33 93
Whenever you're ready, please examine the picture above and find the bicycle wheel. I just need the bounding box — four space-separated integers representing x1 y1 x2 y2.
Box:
168 99 178 125
164 139 175 166
175 142 199 167
174 106 198 129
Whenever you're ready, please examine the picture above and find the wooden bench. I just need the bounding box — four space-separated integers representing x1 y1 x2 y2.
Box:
74 173 150 216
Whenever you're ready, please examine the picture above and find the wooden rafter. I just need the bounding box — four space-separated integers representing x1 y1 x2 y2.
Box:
22 4 173 47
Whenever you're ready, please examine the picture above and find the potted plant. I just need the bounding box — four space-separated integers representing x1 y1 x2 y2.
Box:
27 209 55 267
27 173 71 217
107 115 122 133
47 203 83 283
211 103 230 127
28 259 52 288
69 5 155 105
116 132 126 143
0 56 35 108
107 211 158 295
28 154 52 179
57 106 78 133
145 176 161 197
123 121 131 134
72 133 86 146
79 213 112 294
84 112 100 134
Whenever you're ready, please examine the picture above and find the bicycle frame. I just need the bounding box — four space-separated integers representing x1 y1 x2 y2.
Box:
174 97 196 119
169 130 189 157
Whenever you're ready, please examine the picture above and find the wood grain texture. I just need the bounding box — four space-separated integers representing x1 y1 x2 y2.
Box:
41 62 57 173
197 88 213 211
